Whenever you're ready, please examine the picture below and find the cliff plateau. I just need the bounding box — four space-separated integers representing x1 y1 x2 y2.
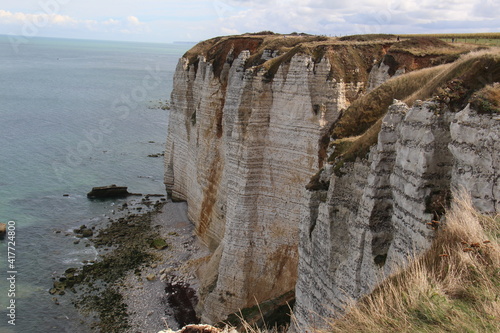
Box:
164 33 500 329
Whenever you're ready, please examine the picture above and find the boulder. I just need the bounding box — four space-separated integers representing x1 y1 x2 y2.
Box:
74 225 94 238
87 184 131 199
0 223 6 234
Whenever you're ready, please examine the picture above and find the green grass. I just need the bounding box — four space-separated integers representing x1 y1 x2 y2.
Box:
401 33 500 46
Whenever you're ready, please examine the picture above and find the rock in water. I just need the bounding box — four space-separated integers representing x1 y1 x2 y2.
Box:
87 184 130 199
0 223 5 235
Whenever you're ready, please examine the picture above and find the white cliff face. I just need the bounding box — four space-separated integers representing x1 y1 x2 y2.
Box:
164 36 496 330
164 45 383 322
367 55 406 91
449 106 500 213
293 101 500 331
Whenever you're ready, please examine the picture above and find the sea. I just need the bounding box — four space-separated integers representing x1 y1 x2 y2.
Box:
0 35 191 332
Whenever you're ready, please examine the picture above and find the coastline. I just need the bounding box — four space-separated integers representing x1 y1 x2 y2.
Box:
122 200 210 332
50 196 208 332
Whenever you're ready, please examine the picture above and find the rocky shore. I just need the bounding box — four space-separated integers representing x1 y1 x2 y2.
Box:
50 195 209 332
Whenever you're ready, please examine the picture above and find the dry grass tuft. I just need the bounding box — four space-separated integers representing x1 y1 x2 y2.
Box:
470 83 500 114
325 191 500 333
389 37 461 56
405 49 500 106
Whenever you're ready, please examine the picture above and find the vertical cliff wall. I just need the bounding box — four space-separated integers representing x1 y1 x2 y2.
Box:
165 35 400 322
294 52 500 330
163 33 494 327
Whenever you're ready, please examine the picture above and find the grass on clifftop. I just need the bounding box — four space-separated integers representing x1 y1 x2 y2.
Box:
327 50 500 176
322 192 500 333
182 33 475 85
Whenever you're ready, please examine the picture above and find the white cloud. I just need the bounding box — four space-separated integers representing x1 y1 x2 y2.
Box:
0 9 77 26
103 18 120 26
0 0 498 43
207 0 500 36
0 9 149 36
126 16 141 26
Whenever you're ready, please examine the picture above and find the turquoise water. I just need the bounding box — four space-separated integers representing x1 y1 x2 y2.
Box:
0 35 190 332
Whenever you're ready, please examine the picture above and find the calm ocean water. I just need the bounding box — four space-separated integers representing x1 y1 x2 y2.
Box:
0 35 190 332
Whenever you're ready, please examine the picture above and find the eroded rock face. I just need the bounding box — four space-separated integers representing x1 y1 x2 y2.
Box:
163 35 488 328
449 106 500 213
164 41 389 323
293 101 500 331
367 54 406 91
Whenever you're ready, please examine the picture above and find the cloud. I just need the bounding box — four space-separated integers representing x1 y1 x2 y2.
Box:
206 0 500 36
126 16 141 26
0 9 78 26
0 9 149 35
0 0 498 43
473 0 500 19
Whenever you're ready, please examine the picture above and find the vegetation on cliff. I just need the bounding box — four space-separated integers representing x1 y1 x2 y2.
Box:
323 192 500 333
182 33 476 85
327 50 500 177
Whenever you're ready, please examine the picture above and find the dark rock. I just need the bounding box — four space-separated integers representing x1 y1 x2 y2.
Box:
74 225 94 238
65 268 77 274
87 184 132 199
81 229 93 237
164 282 200 327
53 281 65 290
147 153 164 158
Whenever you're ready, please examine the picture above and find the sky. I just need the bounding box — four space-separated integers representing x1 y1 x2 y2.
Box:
0 0 499 43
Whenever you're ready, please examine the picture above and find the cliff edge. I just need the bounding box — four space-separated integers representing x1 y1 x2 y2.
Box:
164 32 499 329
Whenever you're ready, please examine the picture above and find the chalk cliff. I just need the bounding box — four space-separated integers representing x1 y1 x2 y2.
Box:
294 51 500 330
164 33 499 329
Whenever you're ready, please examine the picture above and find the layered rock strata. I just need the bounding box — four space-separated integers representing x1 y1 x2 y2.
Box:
164 36 398 322
163 34 489 327
294 100 500 330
